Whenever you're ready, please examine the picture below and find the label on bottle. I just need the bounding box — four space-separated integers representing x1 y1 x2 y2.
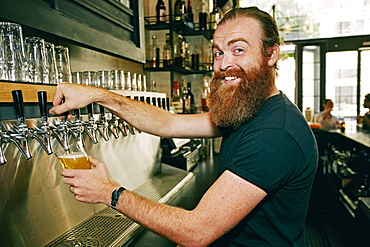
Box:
159 9 166 22
172 102 183 113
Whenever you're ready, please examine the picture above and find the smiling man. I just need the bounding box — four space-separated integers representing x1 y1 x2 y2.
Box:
49 7 318 247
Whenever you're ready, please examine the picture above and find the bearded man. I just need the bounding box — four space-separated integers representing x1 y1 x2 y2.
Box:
50 7 318 247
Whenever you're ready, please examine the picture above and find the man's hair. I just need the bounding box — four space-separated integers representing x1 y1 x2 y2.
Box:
323 99 332 105
365 93 370 102
218 7 280 55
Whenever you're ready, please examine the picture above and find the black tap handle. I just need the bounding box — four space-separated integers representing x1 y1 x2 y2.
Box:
37 91 48 118
11 90 25 118
87 103 94 117
99 105 105 115
74 109 81 119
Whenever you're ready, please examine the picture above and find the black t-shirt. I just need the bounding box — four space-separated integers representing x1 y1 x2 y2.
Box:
210 92 318 247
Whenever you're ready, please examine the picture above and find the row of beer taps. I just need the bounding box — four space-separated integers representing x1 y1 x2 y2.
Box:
0 90 168 165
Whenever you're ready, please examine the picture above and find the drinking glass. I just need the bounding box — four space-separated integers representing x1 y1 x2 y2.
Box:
72 71 82 84
25 37 48 83
54 142 91 169
55 45 72 83
0 22 27 81
45 42 58 84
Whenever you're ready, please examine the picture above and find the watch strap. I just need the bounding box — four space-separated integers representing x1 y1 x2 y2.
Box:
110 186 126 209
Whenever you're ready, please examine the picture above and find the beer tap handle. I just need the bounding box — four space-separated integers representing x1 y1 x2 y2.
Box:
87 103 94 118
37 91 48 122
99 105 105 117
11 90 26 126
74 109 81 120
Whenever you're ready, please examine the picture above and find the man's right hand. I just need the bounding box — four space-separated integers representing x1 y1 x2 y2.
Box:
49 82 104 115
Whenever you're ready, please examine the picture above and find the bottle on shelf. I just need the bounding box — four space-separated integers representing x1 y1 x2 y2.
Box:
156 0 167 24
148 35 160 68
174 34 185 68
172 81 183 113
210 0 222 30
163 33 172 68
186 0 194 25
187 82 195 113
182 79 189 113
202 75 211 112
184 41 191 70
174 0 185 22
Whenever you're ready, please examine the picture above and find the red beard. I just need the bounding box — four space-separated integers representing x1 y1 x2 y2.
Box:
208 62 275 129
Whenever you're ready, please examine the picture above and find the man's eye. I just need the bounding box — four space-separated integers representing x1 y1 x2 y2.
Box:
214 51 223 57
234 48 244 53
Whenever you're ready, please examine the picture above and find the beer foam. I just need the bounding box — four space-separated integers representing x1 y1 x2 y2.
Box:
57 152 87 159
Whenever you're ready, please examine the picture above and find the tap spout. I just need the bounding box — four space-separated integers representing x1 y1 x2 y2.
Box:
28 91 53 155
70 108 85 146
97 105 109 141
10 90 32 160
108 114 120 138
84 103 99 144
0 133 7 165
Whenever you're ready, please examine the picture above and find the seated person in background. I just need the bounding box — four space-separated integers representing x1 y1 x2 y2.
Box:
318 99 339 130
359 93 370 131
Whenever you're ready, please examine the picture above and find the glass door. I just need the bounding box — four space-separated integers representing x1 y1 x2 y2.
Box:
326 51 358 130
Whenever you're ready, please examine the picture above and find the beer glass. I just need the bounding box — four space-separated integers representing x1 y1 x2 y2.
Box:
45 42 58 84
54 142 91 169
54 45 72 83
0 22 27 81
25 37 48 83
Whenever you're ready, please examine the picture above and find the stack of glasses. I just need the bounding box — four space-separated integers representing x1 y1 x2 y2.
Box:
0 22 71 84
72 70 147 91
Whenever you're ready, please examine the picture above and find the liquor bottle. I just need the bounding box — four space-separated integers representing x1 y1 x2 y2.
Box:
187 82 195 113
163 33 172 67
174 0 185 22
182 79 190 113
174 35 185 67
186 0 194 24
148 35 160 67
156 0 167 23
210 0 222 30
201 75 210 112
172 81 183 113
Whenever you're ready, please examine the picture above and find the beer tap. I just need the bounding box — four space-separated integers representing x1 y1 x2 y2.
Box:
108 114 121 139
84 103 99 144
27 91 53 155
97 105 110 141
0 132 7 165
70 108 85 146
52 109 77 151
1 90 32 160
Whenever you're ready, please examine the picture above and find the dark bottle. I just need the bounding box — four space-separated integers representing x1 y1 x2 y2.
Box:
163 33 172 67
187 82 195 113
174 35 185 68
156 0 167 23
186 0 194 23
148 35 160 67
182 81 195 114
174 0 185 22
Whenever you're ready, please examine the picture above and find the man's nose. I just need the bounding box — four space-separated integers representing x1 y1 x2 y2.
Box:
220 54 235 71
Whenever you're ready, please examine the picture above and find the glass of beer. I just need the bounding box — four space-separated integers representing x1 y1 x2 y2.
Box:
54 142 91 169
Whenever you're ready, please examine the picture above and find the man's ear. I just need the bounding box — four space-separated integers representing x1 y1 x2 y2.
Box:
267 43 280 67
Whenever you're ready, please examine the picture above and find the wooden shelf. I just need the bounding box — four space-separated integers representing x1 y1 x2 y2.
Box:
0 81 56 103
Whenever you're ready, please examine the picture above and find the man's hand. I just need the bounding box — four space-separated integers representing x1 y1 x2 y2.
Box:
61 156 121 205
49 82 104 116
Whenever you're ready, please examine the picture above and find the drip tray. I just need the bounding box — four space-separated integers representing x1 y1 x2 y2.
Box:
45 165 194 247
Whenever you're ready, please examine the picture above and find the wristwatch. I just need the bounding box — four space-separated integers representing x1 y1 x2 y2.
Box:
110 186 126 209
